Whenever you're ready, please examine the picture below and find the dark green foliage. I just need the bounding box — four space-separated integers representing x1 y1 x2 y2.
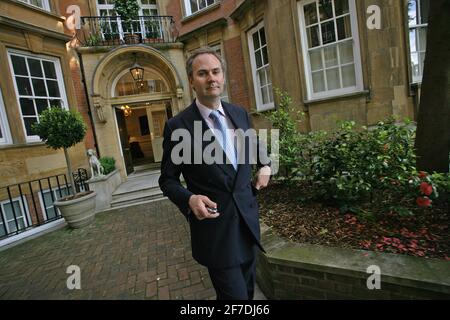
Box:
31 107 87 150
99 156 116 175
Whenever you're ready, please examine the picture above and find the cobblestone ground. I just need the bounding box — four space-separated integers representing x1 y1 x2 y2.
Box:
0 199 216 300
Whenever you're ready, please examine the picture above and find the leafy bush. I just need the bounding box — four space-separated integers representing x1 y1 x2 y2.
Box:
265 88 304 182
99 156 116 175
32 107 87 196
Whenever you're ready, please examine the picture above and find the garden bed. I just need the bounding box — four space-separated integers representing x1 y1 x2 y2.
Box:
259 181 450 261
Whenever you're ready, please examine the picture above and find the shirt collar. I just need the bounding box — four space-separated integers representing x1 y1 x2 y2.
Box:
195 99 225 119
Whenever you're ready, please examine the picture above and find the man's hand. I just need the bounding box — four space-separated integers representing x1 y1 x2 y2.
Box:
188 195 220 220
254 165 271 190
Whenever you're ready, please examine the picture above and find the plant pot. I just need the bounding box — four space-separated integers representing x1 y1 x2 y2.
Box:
124 33 140 44
54 191 97 229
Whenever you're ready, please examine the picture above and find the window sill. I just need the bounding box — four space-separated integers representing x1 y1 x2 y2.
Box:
6 0 64 21
304 90 370 106
0 141 46 150
181 2 221 24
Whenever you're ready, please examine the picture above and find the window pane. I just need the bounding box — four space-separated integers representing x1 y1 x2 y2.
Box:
312 71 325 93
189 0 199 13
0 223 5 237
419 52 425 75
321 21 336 44
307 25 320 48
43 61 57 79
28 58 43 77
261 86 269 105
36 99 49 114
49 99 62 108
262 46 269 65
255 50 263 69
3 201 22 220
252 32 260 50
16 77 32 95
409 29 417 52
24 117 38 136
47 80 60 97
30 0 44 8
408 0 417 26
336 15 351 40
11 55 28 76
339 41 354 64
258 68 267 87
324 45 338 68
310 49 323 71
342 64 356 87
418 27 427 51
319 0 333 21
260 29 266 46
420 0 429 24
32 79 47 96
326 67 340 90
304 2 318 26
334 0 349 16
0 126 3 139
410 52 420 78
20 98 35 115
268 84 274 103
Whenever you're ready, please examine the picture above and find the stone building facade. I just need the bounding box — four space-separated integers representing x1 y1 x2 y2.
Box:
0 0 427 239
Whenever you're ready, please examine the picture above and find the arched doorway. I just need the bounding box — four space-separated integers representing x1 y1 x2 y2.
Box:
90 46 185 177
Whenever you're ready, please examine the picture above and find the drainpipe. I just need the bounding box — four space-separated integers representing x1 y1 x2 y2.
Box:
77 50 101 157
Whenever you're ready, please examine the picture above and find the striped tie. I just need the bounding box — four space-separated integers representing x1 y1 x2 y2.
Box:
209 110 237 170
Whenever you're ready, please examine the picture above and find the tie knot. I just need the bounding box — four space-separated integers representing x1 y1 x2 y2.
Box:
209 110 221 121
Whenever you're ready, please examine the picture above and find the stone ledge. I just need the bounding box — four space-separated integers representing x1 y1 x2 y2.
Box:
257 223 450 299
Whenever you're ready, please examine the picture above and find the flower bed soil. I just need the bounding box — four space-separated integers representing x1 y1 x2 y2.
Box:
259 182 450 260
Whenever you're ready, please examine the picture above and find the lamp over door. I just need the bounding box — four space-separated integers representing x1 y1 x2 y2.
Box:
129 53 144 89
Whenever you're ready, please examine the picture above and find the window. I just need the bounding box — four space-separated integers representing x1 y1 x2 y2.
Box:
0 197 30 238
0 88 12 145
408 0 429 83
17 0 50 11
7 50 68 142
248 22 274 111
39 186 72 221
298 0 363 100
211 44 230 102
97 0 160 41
113 69 168 97
184 0 217 16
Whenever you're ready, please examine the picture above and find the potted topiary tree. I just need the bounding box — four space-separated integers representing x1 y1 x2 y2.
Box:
114 0 141 44
32 107 97 229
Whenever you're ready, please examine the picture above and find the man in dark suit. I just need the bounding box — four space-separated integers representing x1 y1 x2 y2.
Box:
158 47 271 300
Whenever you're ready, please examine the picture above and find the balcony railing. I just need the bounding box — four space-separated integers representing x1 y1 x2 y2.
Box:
0 169 89 240
79 16 178 47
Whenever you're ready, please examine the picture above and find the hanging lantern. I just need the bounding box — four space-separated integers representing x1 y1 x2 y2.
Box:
129 53 144 83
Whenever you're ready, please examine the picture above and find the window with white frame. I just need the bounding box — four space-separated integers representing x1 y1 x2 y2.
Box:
298 0 363 100
408 0 429 83
39 186 72 221
0 88 12 145
97 0 159 40
0 197 30 238
248 22 274 111
211 44 230 102
7 50 68 142
184 0 216 16
17 0 50 11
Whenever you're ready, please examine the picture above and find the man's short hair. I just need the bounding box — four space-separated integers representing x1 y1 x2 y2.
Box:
186 47 226 78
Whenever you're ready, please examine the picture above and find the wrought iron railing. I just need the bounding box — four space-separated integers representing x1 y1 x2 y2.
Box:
0 169 90 240
79 15 178 47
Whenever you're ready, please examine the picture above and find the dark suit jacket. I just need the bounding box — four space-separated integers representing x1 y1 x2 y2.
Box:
158 100 268 268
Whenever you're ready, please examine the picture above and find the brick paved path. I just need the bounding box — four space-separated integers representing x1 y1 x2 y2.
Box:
0 199 216 300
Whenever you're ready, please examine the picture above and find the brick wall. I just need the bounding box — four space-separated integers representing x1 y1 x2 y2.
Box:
224 36 250 110
257 225 450 300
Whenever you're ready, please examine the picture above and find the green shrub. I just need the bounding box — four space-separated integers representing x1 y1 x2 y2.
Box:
99 156 116 175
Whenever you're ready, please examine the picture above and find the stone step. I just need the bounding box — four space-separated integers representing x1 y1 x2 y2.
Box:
110 187 164 208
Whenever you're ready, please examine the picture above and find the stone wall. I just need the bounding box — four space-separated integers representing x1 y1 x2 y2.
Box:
257 224 450 300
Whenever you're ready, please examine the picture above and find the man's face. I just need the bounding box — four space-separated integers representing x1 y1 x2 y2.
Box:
189 53 224 106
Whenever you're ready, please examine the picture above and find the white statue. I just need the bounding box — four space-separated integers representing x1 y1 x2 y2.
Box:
87 149 104 178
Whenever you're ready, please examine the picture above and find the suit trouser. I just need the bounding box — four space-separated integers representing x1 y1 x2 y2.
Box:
207 255 257 300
